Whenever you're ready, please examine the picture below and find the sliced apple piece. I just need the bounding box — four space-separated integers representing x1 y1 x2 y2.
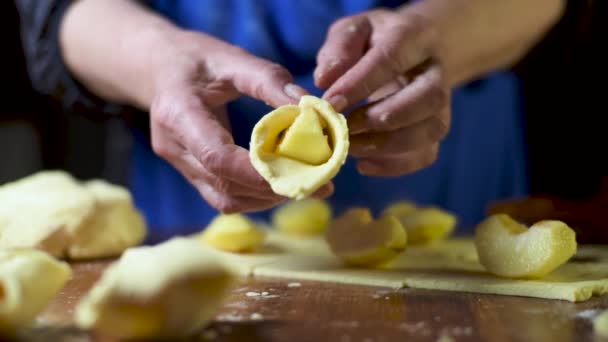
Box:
275 105 332 165
325 208 407 267
474 214 577 278
272 199 332 236
201 214 265 253
384 202 456 244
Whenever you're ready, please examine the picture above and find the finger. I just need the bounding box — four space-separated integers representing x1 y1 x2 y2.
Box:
349 113 449 158
348 64 448 134
314 16 372 89
180 153 284 201
357 143 439 177
224 50 308 107
323 21 436 112
198 183 286 214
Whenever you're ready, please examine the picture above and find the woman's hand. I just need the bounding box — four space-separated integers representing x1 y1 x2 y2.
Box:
315 9 451 177
149 32 333 213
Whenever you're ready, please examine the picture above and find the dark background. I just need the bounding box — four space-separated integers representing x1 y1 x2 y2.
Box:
1 1 606 239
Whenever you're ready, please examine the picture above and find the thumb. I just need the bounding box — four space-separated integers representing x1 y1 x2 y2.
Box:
225 51 308 107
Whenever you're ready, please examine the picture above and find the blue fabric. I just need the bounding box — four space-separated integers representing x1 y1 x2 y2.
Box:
132 0 529 236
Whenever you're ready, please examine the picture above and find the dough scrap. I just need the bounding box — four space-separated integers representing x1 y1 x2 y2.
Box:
201 214 265 253
271 199 332 236
250 95 349 199
75 237 237 340
325 208 407 267
194 230 608 302
0 249 72 331
0 171 147 259
384 202 456 244
594 310 608 337
475 214 577 278
68 180 147 259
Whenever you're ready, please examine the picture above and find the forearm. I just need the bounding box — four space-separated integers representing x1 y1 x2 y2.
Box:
59 0 181 109
405 0 565 86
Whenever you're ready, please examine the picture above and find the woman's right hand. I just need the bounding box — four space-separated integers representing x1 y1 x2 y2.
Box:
149 32 333 213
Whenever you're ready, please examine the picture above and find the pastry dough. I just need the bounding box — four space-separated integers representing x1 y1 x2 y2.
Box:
475 214 577 278
0 171 147 259
271 199 332 236
594 310 608 337
0 171 94 257
384 202 456 244
200 214 265 253
68 180 147 259
0 249 72 330
194 230 608 302
75 238 237 340
325 208 407 267
250 95 349 199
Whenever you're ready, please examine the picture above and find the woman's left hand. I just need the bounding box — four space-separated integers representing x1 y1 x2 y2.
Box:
315 8 451 177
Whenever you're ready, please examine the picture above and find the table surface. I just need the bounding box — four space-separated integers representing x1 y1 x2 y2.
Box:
12 260 608 342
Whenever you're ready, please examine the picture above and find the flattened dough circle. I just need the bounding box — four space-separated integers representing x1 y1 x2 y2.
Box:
250 95 349 199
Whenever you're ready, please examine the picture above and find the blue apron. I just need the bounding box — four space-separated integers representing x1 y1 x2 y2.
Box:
132 0 529 238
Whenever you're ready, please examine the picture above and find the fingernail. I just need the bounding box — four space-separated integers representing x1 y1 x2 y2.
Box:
284 83 307 100
327 95 348 112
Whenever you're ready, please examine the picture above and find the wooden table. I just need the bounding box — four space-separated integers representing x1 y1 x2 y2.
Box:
14 261 608 342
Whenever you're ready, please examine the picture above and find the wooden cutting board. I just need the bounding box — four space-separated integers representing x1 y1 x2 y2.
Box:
10 260 608 342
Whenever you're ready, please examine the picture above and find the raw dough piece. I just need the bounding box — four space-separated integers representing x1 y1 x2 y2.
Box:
594 310 608 337
0 171 147 259
251 237 608 301
75 238 237 340
475 214 577 278
325 208 407 267
201 214 265 252
250 95 349 199
68 180 147 259
0 171 94 257
272 199 332 236
0 249 72 330
384 202 456 244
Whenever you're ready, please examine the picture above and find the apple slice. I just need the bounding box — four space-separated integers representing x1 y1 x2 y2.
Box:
474 214 577 278
384 202 456 244
275 105 332 165
201 214 265 253
272 199 332 236
325 208 407 267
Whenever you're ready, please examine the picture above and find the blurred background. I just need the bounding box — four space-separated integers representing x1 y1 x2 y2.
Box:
1 1 606 241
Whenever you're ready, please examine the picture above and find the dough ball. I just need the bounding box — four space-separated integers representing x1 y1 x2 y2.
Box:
201 214 265 253
75 237 237 340
475 214 577 278
250 96 349 199
272 199 332 236
325 208 407 267
0 249 72 331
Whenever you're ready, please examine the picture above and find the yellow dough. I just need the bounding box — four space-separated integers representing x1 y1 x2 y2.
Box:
250 95 349 199
272 199 332 236
475 214 577 278
325 208 407 267
384 202 456 244
201 214 265 252
68 180 147 259
75 238 237 340
0 249 72 331
190 230 608 302
594 310 608 337
0 171 147 259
